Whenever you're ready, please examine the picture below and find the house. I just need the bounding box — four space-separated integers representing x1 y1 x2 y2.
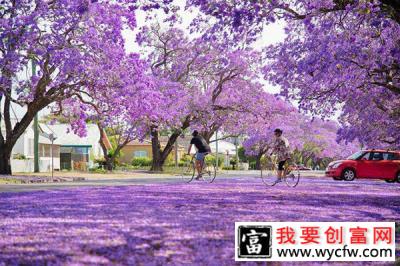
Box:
45 124 103 170
119 138 186 164
4 120 104 172
209 139 237 166
119 135 237 166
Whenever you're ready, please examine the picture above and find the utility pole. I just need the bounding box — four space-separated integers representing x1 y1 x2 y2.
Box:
215 130 219 170
175 138 178 168
235 136 239 163
32 60 39 173
49 134 56 181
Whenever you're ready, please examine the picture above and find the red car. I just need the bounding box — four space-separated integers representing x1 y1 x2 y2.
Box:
325 150 400 182
293 165 312 171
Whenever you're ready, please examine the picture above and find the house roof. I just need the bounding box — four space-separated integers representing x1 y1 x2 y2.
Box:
127 139 152 145
126 138 185 149
209 140 236 155
39 123 100 146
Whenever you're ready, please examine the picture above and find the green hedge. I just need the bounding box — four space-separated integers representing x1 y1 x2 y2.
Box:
205 154 224 167
131 157 152 167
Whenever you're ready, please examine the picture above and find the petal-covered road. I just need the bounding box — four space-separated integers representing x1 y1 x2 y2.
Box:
0 176 399 265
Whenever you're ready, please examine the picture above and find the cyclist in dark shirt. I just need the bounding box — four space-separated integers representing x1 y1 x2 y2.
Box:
187 130 211 179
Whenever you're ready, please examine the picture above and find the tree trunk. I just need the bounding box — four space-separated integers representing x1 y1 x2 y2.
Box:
150 158 164 172
201 130 215 143
150 128 183 172
255 152 263 170
98 125 112 170
0 145 12 175
0 94 50 175
105 157 114 171
150 116 192 172
150 128 165 172
97 124 130 172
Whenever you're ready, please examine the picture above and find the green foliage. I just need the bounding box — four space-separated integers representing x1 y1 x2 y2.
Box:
181 154 192 162
131 157 152 167
176 154 196 167
164 153 175 166
13 153 27 160
89 168 107 174
94 157 106 167
205 154 224 167
238 147 247 162
238 146 257 166
178 160 188 167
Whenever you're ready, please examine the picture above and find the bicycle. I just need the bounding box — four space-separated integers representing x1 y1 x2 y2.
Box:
260 155 300 187
181 154 217 183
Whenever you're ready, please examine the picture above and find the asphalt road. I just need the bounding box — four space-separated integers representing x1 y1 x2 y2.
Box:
0 175 398 265
0 171 325 192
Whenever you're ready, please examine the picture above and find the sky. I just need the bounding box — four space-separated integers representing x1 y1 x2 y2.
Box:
5 1 339 123
123 0 287 95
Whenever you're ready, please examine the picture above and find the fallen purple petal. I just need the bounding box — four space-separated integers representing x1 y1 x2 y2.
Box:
0 177 398 265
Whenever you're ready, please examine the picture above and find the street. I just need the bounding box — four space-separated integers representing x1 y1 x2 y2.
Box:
0 174 398 265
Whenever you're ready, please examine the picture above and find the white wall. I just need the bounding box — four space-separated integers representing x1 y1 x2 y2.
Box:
11 157 60 173
11 159 34 173
12 136 25 155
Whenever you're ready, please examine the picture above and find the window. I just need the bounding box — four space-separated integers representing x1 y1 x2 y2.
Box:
60 146 90 162
134 150 148 158
360 152 371 160
347 151 364 160
386 153 400 160
71 147 90 162
371 152 383 161
28 139 34 156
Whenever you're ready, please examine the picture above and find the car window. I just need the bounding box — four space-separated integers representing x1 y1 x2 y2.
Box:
360 152 371 160
347 151 364 160
383 153 391 160
384 153 400 160
371 152 383 161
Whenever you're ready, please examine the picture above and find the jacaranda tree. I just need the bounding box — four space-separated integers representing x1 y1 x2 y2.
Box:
243 108 360 169
58 53 161 171
138 24 265 171
187 0 400 149
0 0 138 174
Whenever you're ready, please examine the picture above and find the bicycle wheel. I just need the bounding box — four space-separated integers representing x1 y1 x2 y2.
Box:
181 161 195 183
285 167 300 187
201 161 217 183
260 155 278 186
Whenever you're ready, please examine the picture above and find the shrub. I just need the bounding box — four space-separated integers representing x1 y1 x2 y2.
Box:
178 160 189 167
205 154 224 168
165 154 175 166
89 168 107 174
94 157 106 166
13 153 27 160
131 157 152 167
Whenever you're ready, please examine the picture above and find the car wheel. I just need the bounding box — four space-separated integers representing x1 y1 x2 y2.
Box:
396 172 400 183
342 169 356 181
385 179 395 183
